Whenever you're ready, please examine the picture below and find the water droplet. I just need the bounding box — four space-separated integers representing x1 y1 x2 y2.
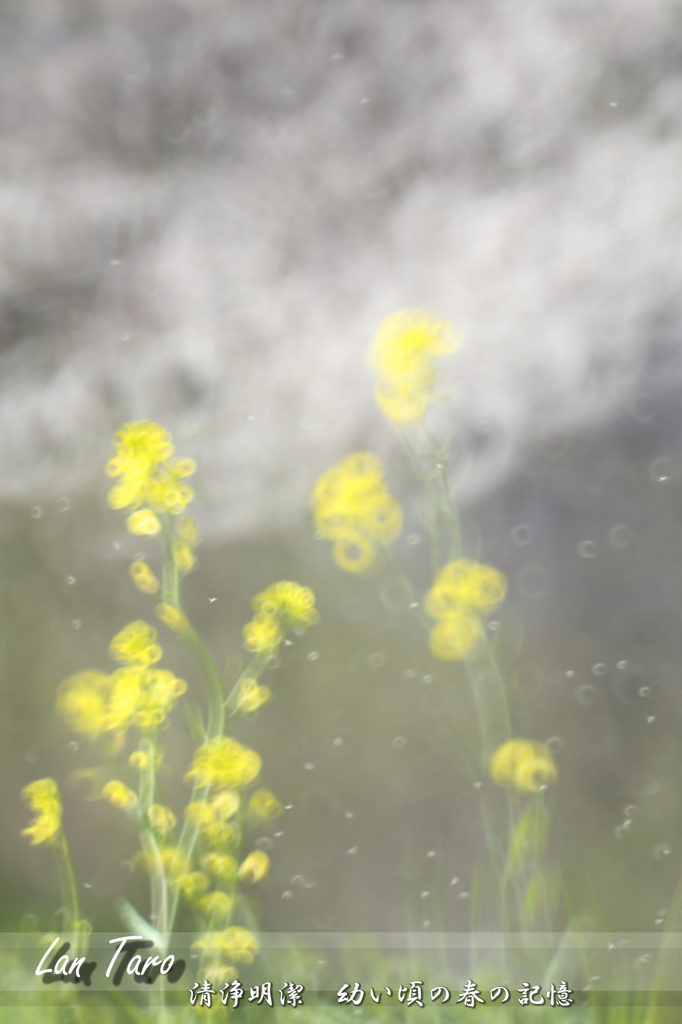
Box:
314 530 324 540
409 601 419 608
609 523 634 548
403 669 416 678
624 805 636 817
511 524 532 546
281 890 293 900
255 837 273 851
133 551 146 561
652 843 671 860
331 52 344 60
545 736 564 753
71 619 82 630
426 850 437 858
565 670 575 677
369 652 386 668
488 620 500 631
422 675 433 684
422 920 431 929
391 736 407 748
29 506 42 519
458 891 470 900
577 540 597 558
68 741 79 752
634 954 651 969
449 877 459 886
646 715 656 724
208 597 217 603
345 811 354 819
420 891 430 899
307 651 320 662
360 97 370 105
473 781 483 789
347 847 358 855
57 497 71 512
303 762 315 770
517 564 549 598
575 684 598 705
617 660 629 670
650 457 671 482
65 576 76 586
639 686 651 697
274 831 284 837
332 737 344 747
83 883 93 889
592 663 607 675
285 804 294 810
407 534 421 545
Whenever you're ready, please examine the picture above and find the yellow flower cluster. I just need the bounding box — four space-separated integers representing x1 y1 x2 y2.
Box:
243 581 319 653
237 849 270 886
102 780 138 811
490 739 558 794
105 420 196 518
129 561 160 595
185 737 261 791
367 309 458 425
56 622 186 740
234 677 271 713
311 452 403 573
22 779 62 846
191 927 259 965
424 559 507 660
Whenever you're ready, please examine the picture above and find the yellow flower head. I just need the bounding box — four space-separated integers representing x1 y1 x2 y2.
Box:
184 801 216 828
367 309 457 425
102 780 138 811
428 610 483 661
172 540 196 574
145 458 196 515
425 559 507 618
247 789 283 821
210 790 240 822
22 779 62 846
155 603 188 634
490 739 558 794
185 737 261 791
148 804 177 836
311 453 402 572
175 871 210 903
129 561 160 595
105 421 175 510
238 850 270 886
235 677 271 713
201 853 238 881
126 510 162 537
109 621 162 667
129 750 152 771
198 891 233 923
202 822 237 850
192 927 259 965
242 613 283 653
56 671 112 741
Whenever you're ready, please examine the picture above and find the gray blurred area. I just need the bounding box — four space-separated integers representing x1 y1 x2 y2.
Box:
3 0 682 939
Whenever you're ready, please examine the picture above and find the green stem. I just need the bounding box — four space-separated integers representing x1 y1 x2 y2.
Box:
53 827 84 954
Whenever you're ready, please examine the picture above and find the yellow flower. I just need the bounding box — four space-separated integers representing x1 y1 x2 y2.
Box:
237 850 270 886
172 540 196 573
126 510 162 537
56 671 112 741
185 737 261 791
251 581 319 630
428 611 483 661
201 853 238 880
184 801 216 827
105 421 175 510
425 560 507 618
175 871 209 902
191 927 259 965
129 561 160 595
202 964 238 987
198 891 233 922
134 845 190 878
242 612 283 653
155 603 188 634
311 453 403 572
202 822 237 850
367 309 458 426
21 779 62 846
333 535 377 574
148 804 177 836
235 677 271 713
109 621 162 667
490 740 558 794
210 790 240 822
102 780 138 811
247 789 283 821
129 750 151 771
145 458 196 515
